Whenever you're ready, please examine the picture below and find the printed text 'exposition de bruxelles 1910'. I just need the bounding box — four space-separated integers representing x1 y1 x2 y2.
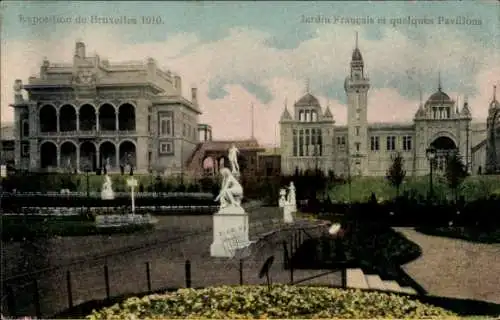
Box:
300 15 483 27
18 15 164 25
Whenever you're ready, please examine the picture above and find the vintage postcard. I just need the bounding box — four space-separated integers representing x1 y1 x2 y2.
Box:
1 1 499 319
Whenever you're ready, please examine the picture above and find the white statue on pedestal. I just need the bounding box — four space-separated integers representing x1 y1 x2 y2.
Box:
211 168 249 257
215 168 244 214
101 175 115 200
228 144 240 175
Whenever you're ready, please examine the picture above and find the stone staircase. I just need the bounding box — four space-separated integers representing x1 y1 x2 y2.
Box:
346 268 417 295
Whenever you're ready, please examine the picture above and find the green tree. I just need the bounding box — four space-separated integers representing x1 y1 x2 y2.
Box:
386 152 406 197
444 151 468 201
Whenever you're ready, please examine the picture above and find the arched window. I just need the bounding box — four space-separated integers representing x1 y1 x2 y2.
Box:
312 111 317 122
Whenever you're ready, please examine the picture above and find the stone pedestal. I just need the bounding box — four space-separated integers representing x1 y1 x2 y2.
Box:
283 204 294 224
101 189 115 200
210 207 249 258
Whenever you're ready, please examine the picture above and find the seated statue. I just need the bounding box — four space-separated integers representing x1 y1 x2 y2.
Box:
101 174 115 200
215 167 243 210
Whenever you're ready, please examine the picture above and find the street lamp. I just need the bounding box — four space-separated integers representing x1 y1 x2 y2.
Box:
426 146 436 200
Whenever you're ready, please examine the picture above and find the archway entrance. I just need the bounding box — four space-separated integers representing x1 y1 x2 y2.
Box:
40 141 57 169
60 141 77 171
430 136 457 171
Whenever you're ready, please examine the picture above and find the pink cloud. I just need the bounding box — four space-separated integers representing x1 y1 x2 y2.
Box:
1 24 498 146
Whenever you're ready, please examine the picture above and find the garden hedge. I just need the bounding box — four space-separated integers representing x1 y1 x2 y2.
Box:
86 285 456 319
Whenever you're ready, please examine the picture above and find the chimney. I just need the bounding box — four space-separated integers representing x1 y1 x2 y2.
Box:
191 87 198 104
75 41 86 58
174 75 182 95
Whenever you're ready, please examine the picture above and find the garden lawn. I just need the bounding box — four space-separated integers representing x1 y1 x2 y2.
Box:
86 285 456 319
329 175 500 202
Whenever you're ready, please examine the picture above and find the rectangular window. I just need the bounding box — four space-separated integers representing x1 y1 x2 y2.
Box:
147 115 151 133
355 126 360 136
22 144 29 156
22 120 29 137
355 142 360 152
293 129 297 156
337 136 346 145
160 142 173 154
160 116 172 136
183 123 186 136
370 136 380 151
403 136 412 151
299 130 304 156
386 136 396 151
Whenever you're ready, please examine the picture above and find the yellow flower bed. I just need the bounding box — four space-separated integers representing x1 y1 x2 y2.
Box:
87 285 456 319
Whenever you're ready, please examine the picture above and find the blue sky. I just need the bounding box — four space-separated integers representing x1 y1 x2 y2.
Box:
1 1 499 144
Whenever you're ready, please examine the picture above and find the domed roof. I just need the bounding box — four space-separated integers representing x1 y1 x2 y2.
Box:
296 93 320 106
426 89 452 104
352 48 363 61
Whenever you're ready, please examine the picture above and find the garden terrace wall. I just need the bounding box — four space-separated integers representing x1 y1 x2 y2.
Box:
0 192 215 209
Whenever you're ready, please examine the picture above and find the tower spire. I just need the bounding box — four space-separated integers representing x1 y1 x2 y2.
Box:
355 31 358 49
438 72 442 91
305 78 310 94
494 85 497 101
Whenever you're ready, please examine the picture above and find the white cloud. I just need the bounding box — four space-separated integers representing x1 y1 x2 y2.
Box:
2 23 498 145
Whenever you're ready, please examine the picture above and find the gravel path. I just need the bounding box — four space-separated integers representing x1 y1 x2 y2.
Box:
394 228 500 304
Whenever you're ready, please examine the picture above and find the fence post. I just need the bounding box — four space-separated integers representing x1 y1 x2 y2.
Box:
104 265 110 299
289 256 294 284
6 285 17 318
239 259 244 285
282 241 289 269
185 260 192 288
146 262 152 293
32 279 42 319
66 270 73 308
295 230 300 251
341 268 347 289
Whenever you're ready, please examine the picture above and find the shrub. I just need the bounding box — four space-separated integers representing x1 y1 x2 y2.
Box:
87 285 455 319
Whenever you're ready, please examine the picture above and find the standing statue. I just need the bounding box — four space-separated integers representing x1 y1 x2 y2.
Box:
288 182 297 212
215 168 243 212
104 157 110 171
228 144 240 174
278 188 287 208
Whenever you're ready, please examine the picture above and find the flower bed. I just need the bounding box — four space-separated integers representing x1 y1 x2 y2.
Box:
86 285 455 319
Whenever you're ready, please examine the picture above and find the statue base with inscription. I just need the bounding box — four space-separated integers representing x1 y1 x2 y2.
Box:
210 207 249 258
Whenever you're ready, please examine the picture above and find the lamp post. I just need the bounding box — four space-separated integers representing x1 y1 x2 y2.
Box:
426 146 436 200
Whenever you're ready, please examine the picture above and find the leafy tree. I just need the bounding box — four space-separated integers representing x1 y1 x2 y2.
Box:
386 152 406 197
444 151 468 202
